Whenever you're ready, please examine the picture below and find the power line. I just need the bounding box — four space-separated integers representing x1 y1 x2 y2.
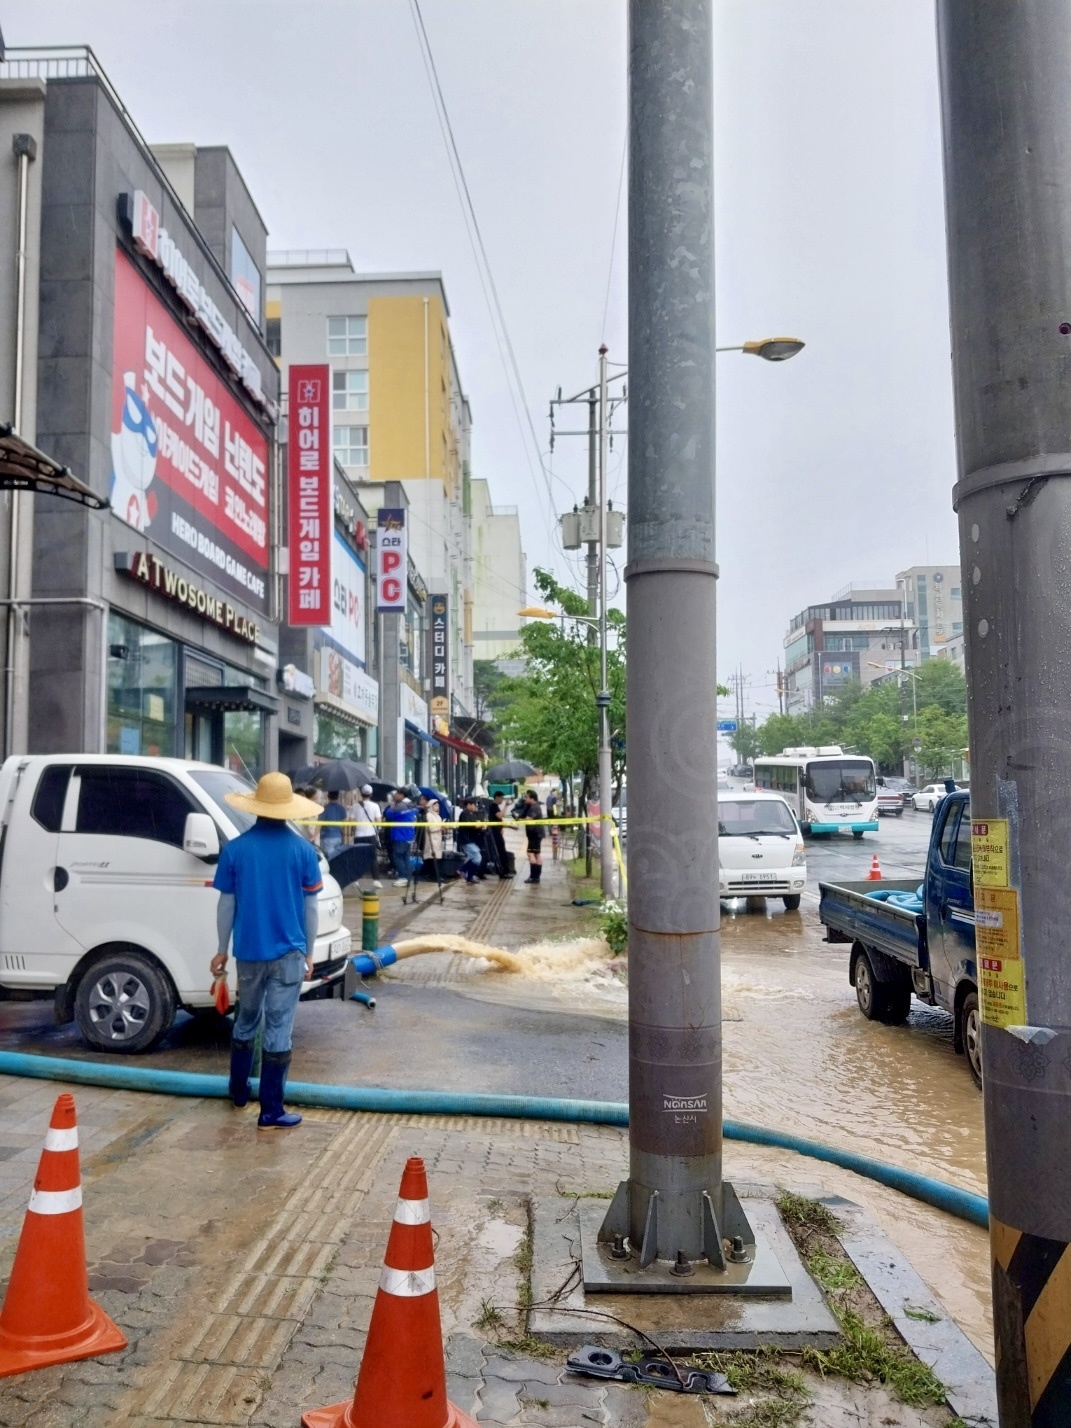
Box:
408 0 564 548
601 133 627 342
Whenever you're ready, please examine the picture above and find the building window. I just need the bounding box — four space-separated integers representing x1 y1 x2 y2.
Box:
332 369 368 411
106 613 178 758
953 622 963 635
333 425 368 468
951 587 961 600
328 316 367 356
266 317 281 358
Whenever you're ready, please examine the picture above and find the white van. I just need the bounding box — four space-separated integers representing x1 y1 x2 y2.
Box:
0 755 351 1053
718 789 807 910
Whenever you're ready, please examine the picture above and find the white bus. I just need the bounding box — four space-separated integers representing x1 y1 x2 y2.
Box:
752 746 878 837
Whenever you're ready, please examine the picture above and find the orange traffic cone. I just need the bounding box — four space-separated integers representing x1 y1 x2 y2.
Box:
867 854 883 880
0 1092 126 1376
302 1156 477 1428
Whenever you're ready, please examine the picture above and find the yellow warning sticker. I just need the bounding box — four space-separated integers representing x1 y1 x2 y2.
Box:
972 819 1010 888
975 886 1021 961
980 955 1026 1027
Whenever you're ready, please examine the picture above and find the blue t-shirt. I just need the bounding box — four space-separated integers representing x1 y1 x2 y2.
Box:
213 820 323 963
319 801 347 835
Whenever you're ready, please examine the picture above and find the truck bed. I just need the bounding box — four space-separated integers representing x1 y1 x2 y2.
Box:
818 878 927 968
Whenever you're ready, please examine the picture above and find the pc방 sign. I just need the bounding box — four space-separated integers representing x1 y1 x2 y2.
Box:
427 593 450 716
330 532 367 665
110 250 270 613
287 366 332 626
376 508 407 613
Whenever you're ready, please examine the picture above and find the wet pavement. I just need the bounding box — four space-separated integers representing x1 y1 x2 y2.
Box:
0 810 993 1423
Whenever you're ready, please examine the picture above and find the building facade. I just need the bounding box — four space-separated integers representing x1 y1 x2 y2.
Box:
1 50 282 775
783 586 916 712
470 478 526 660
895 565 963 661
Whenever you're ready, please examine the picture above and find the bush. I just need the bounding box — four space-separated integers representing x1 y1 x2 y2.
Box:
599 899 628 955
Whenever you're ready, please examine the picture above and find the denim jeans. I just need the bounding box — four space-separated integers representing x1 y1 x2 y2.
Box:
460 841 483 869
390 840 414 880
320 832 342 859
233 951 306 1053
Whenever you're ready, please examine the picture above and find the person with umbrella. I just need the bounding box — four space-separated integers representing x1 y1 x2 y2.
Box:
318 791 348 858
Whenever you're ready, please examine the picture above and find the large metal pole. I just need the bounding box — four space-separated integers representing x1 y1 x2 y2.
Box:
937 5 1071 1421
587 392 598 622
623 0 720 1260
597 345 614 898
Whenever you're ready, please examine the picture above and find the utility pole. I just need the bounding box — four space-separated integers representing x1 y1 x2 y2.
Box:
937 4 1071 1420
587 391 598 623
603 0 725 1267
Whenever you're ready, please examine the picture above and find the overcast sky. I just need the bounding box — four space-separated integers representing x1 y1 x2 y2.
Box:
6 0 959 719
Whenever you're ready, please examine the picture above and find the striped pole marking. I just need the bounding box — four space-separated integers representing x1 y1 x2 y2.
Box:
992 1215 1071 1425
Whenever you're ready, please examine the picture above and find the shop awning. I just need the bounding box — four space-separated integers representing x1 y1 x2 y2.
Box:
315 690 377 727
185 685 279 715
0 425 108 509
435 731 485 759
405 720 436 746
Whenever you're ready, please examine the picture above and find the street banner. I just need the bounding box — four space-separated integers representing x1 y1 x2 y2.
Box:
330 531 367 664
428 592 450 716
288 365 331 626
110 249 269 613
376 508 407 613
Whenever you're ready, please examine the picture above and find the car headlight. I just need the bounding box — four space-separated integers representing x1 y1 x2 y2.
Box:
791 844 806 867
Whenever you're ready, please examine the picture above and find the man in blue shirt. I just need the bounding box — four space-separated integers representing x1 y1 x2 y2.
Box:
383 789 417 886
211 772 323 1129
318 790 348 858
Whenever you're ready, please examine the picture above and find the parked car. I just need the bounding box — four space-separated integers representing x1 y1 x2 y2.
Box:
0 756 351 1053
718 790 807 910
912 783 952 811
876 787 905 816
728 764 754 779
881 777 917 796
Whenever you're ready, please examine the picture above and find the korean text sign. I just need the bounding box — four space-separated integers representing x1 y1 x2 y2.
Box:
330 532 367 665
376 508 407 613
427 593 450 715
110 250 269 613
287 366 332 626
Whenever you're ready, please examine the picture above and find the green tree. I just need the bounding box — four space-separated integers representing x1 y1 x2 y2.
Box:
473 659 508 721
730 723 762 762
914 705 969 780
495 569 626 868
912 659 967 715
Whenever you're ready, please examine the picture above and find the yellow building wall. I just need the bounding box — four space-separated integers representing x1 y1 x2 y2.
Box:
368 294 450 489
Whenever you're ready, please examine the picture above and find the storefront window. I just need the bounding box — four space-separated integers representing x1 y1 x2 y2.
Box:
222 710 263 780
405 732 423 787
315 708 370 763
106 614 178 757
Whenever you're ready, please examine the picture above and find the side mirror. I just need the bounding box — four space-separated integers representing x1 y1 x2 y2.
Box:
183 811 220 861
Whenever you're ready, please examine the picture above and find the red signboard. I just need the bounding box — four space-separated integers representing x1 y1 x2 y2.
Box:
287 365 332 626
110 249 270 613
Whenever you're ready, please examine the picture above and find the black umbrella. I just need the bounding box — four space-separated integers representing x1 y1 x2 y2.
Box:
485 759 536 783
289 758 376 792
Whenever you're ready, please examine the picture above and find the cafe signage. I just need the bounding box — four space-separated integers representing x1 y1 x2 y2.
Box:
115 550 260 644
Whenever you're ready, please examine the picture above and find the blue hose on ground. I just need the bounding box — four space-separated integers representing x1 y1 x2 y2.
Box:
349 946 398 976
0 1051 988 1229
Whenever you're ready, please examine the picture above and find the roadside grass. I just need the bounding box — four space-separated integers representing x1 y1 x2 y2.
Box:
471 1216 559 1360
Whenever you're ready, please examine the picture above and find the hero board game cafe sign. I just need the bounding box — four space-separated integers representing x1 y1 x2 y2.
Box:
110 248 270 615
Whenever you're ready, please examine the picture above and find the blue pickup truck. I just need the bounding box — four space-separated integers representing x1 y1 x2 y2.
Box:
819 789 980 1086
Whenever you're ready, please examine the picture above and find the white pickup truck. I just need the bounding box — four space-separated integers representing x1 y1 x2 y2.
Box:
0 755 351 1053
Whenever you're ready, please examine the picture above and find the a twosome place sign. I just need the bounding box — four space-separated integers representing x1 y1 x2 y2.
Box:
115 550 260 645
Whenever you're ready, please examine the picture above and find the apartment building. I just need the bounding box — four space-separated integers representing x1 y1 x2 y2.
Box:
896 565 963 661
470 478 526 660
783 585 916 712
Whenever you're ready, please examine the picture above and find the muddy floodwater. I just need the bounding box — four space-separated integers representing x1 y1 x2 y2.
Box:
453 811 992 1359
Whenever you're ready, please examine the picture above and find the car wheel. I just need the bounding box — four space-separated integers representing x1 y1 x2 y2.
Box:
852 829 865 839
74 949 175 1055
878 980 912 1025
854 949 881 1020
782 894 802 911
960 990 982 1088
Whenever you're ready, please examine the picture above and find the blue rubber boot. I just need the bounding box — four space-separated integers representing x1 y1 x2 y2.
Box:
257 1052 302 1129
229 1038 254 1108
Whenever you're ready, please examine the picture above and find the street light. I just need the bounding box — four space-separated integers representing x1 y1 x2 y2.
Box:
720 337 806 361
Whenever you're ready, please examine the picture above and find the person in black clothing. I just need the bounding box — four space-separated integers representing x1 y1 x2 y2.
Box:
456 797 486 884
518 789 545 885
487 792 511 878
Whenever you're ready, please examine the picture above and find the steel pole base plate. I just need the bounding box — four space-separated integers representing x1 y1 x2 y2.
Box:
578 1199 791 1296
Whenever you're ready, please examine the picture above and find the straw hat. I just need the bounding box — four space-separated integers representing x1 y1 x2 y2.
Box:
224 771 322 821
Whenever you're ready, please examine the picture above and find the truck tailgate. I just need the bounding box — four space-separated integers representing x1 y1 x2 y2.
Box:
818 878 926 967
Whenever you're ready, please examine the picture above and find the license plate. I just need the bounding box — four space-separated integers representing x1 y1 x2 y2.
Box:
332 934 352 958
740 873 777 882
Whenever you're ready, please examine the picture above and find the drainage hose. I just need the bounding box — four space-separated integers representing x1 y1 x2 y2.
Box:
0 1050 988 1229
